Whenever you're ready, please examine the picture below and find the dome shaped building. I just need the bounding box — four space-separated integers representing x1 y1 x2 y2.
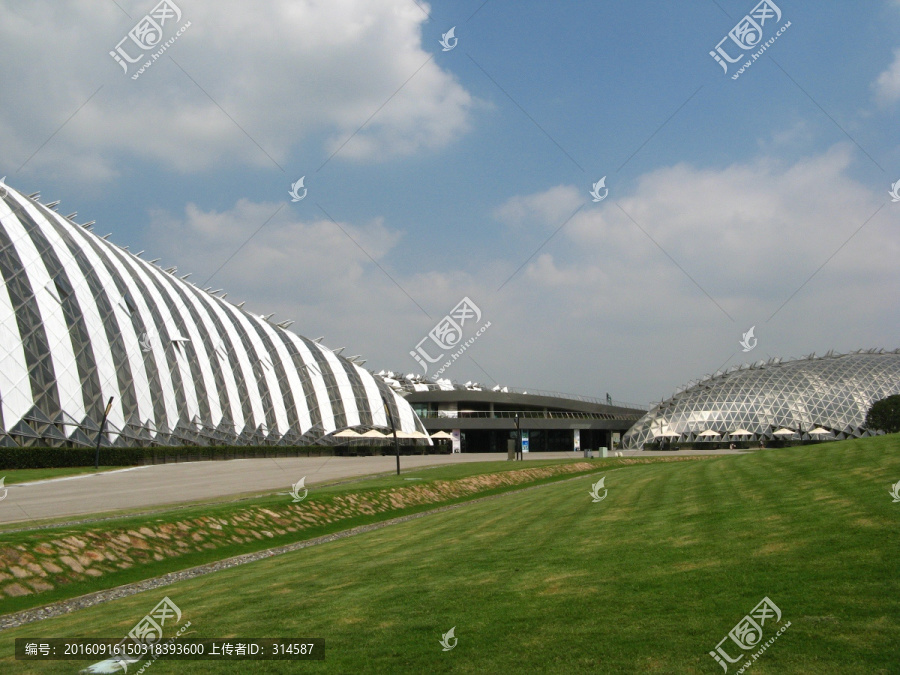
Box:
622 351 900 449
0 182 426 447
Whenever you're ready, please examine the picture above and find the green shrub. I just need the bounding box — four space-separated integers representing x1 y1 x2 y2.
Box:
865 394 900 434
0 443 442 469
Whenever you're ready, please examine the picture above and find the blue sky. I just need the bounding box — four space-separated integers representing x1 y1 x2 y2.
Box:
1 0 898 405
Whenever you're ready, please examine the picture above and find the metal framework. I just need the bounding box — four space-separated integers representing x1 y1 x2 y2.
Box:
0 183 426 447
622 350 900 448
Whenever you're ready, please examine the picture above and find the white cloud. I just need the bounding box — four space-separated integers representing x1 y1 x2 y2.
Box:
873 48 900 105
494 184 582 227
147 199 401 307
139 145 899 404
482 146 898 400
143 199 483 377
0 0 474 178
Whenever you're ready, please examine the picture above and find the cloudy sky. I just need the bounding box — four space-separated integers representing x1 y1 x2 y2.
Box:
1 0 898 405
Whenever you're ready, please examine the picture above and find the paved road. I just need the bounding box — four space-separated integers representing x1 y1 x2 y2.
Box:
0 449 741 526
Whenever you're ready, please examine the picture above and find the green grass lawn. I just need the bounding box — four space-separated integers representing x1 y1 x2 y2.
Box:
1 438 898 673
0 458 610 532
0 458 625 615
0 467 120 486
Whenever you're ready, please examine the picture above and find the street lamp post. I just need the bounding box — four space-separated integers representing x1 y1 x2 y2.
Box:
95 397 114 470
515 413 521 461
381 392 401 476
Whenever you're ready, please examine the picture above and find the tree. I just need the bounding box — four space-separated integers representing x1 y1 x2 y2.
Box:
865 395 900 434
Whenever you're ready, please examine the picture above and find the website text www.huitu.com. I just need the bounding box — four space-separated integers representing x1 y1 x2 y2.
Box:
429 322 491 380
131 22 192 80
731 21 791 80
134 620 193 674
734 621 791 674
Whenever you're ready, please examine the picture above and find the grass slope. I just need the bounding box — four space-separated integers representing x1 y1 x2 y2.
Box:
1 459 633 614
0 438 898 674
0 468 120 486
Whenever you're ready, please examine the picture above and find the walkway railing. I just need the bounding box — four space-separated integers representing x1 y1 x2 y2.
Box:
417 410 644 421
411 382 650 411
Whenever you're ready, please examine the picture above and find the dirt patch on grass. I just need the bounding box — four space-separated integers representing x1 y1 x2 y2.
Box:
670 559 720 572
751 541 791 556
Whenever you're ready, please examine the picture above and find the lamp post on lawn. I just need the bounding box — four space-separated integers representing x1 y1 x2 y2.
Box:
95 396 114 470
381 392 401 475
515 413 521 461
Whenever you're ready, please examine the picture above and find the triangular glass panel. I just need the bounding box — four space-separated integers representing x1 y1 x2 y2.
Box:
8 420 41 439
40 424 69 442
68 428 95 447
23 406 54 425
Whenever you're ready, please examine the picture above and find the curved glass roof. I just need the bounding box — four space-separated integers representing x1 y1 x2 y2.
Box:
622 351 900 448
0 183 426 447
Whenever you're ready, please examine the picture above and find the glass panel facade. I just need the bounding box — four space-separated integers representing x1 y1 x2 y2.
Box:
623 352 900 448
0 184 427 447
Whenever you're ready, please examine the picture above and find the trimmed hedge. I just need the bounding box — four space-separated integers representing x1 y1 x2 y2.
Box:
0 443 448 470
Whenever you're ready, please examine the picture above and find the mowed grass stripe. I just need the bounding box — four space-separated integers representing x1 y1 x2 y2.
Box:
0 438 896 674
0 460 623 615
